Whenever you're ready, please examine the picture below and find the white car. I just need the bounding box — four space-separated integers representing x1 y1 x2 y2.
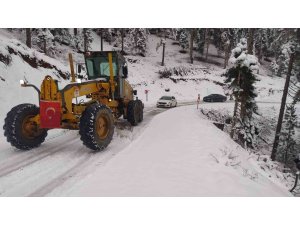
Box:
156 96 177 108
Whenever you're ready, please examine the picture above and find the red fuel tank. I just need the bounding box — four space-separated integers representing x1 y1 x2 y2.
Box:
40 101 61 128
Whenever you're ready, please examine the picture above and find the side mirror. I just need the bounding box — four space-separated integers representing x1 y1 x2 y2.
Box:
122 64 128 78
77 64 82 74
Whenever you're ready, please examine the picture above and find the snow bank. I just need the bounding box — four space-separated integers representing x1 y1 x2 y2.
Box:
67 105 290 196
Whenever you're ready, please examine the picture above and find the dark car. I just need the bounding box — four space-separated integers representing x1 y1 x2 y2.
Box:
203 94 227 102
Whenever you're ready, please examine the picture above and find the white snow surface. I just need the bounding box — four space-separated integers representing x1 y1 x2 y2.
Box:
65 105 290 196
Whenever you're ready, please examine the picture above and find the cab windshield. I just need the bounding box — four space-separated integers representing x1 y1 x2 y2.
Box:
86 56 118 79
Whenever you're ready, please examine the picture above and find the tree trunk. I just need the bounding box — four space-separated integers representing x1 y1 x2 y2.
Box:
26 28 31 48
257 32 263 64
83 28 88 52
224 41 230 69
100 29 103 51
205 29 210 62
121 29 124 52
230 71 241 138
189 29 195 64
271 52 295 161
230 98 239 138
74 28 77 36
43 38 47 55
247 28 255 54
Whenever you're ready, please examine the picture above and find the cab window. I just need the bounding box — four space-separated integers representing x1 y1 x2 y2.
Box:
86 56 118 79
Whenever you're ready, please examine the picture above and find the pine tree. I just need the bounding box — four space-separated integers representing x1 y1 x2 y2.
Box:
221 29 232 69
254 29 269 64
277 99 298 168
179 29 188 51
224 38 259 148
114 28 128 52
189 29 195 64
34 28 54 56
211 29 224 57
271 29 300 160
128 28 147 56
204 29 211 61
276 31 300 78
195 29 205 54
83 28 93 52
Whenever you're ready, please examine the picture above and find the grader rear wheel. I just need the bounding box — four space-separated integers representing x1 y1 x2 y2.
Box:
79 104 114 151
136 100 143 122
3 104 48 150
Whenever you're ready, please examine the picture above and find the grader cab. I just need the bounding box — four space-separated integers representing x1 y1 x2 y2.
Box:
3 51 143 151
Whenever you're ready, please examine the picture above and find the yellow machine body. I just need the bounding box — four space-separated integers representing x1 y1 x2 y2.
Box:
30 51 135 130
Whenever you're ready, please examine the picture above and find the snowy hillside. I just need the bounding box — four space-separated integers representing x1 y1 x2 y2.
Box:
0 29 287 119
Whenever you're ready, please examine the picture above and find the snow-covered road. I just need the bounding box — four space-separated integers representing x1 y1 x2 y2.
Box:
0 101 292 196
0 105 170 196
64 105 290 196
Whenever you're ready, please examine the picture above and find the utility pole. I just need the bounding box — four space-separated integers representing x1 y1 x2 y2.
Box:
161 30 166 66
161 40 166 66
271 52 295 160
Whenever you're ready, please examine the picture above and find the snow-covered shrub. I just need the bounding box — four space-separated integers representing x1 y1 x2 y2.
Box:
200 108 231 124
158 68 172 79
158 67 192 79
0 44 12 65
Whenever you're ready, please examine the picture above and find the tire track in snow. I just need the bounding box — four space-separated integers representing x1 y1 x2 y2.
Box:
0 103 190 196
0 133 79 177
28 108 169 196
28 151 93 197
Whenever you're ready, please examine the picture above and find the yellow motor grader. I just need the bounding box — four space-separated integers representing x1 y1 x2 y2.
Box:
3 51 143 151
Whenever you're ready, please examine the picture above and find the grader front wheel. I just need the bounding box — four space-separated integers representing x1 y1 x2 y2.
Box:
79 104 115 151
3 104 48 150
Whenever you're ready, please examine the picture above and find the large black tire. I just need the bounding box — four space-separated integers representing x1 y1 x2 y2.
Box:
127 100 140 126
79 104 114 151
136 100 144 122
3 104 48 150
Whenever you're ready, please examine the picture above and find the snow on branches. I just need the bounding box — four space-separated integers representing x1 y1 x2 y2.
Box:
229 38 259 72
224 38 260 149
